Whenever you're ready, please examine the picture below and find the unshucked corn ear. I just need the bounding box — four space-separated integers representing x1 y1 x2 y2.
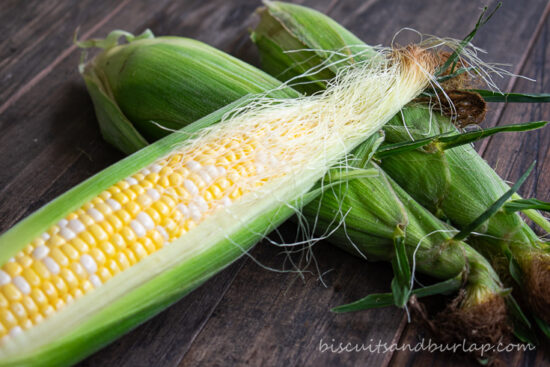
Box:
252 0 550 329
79 30 299 154
0 31 435 366
305 143 508 348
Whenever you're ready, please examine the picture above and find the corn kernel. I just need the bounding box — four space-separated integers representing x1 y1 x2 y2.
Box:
145 208 161 224
124 202 141 217
41 305 55 317
50 248 69 267
116 209 132 224
108 186 121 195
131 243 148 261
112 192 129 206
130 185 146 196
53 298 65 310
140 238 156 254
116 181 130 191
70 263 88 281
61 244 79 261
97 268 112 283
17 255 33 268
70 237 90 253
137 194 153 207
31 261 51 280
120 227 137 243
21 318 33 330
41 281 58 301
89 224 108 242
100 242 116 258
153 201 170 217
79 231 97 247
99 220 115 236
0 294 8 308
90 248 106 266
0 310 17 328
30 289 47 307
32 313 44 324
22 296 38 316
47 235 66 247
124 249 137 266
122 189 137 201
115 253 130 270
59 269 78 290
11 302 27 320
4 262 22 277
111 234 126 250
22 268 40 287
105 260 121 276
106 214 124 232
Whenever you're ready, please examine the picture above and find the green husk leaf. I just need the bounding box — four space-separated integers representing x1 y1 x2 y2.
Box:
453 161 536 241
375 121 548 158
504 198 550 214
391 235 411 307
332 276 462 312
471 89 550 103
533 315 550 339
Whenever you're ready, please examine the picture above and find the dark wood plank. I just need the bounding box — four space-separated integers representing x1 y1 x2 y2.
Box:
0 0 131 112
178 238 404 367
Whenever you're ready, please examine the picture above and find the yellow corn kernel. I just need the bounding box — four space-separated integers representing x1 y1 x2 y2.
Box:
31 238 45 247
99 191 112 200
59 269 78 291
95 202 113 216
153 201 170 217
0 322 6 336
0 309 17 328
137 194 153 207
115 252 130 270
10 302 27 320
124 249 137 266
122 189 137 202
108 186 121 195
17 255 33 268
114 210 132 227
47 225 60 236
99 220 115 236
79 214 95 227
203 190 214 202
53 298 65 310
4 262 23 277
111 234 126 250
145 208 161 224
162 218 178 237
124 202 141 217
89 224 108 242
100 242 116 258
146 173 159 184
216 178 231 190
0 294 8 308
22 268 40 288
105 260 121 276
72 288 84 299
70 263 88 281
30 289 47 307
131 243 148 261
89 248 106 266
97 268 112 283
130 185 146 196
21 295 38 316
51 275 69 296
112 192 129 206
2 283 22 302
116 181 130 191
82 280 94 293
91 197 104 206
31 261 50 280
139 238 155 254
158 175 171 188
70 237 90 254
105 214 124 232
31 313 44 325
47 235 66 247
79 231 97 247
41 304 55 318
50 248 69 267
188 174 206 189
41 281 59 301
120 227 137 243
151 230 165 249
61 244 79 261
21 318 33 330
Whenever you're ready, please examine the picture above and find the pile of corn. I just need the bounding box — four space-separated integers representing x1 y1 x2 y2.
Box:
0 2 547 366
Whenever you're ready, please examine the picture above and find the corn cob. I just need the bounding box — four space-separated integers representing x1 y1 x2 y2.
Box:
250 1 550 326
0 33 434 366
81 31 515 351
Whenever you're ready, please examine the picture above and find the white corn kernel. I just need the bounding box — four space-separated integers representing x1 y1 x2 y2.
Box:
146 188 161 201
106 198 122 211
80 255 97 274
130 220 146 238
183 180 199 196
0 270 11 286
60 227 76 241
32 245 50 260
186 160 201 171
43 257 60 274
87 208 104 222
13 276 31 294
137 212 155 231
68 219 85 234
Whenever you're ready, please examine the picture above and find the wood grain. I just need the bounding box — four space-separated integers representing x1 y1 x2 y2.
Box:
0 1 548 366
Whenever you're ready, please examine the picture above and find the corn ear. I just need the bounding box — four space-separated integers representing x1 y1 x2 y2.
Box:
251 0 550 325
79 30 299 154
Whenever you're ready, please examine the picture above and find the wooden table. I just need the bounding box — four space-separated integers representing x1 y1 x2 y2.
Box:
1 0 549 366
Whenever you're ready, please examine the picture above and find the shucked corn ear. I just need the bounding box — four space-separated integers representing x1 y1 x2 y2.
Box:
251 1 550 326
0 31 436 366
84 30 512 348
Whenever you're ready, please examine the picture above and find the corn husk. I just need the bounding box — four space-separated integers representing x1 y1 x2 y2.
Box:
251 0 550 327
